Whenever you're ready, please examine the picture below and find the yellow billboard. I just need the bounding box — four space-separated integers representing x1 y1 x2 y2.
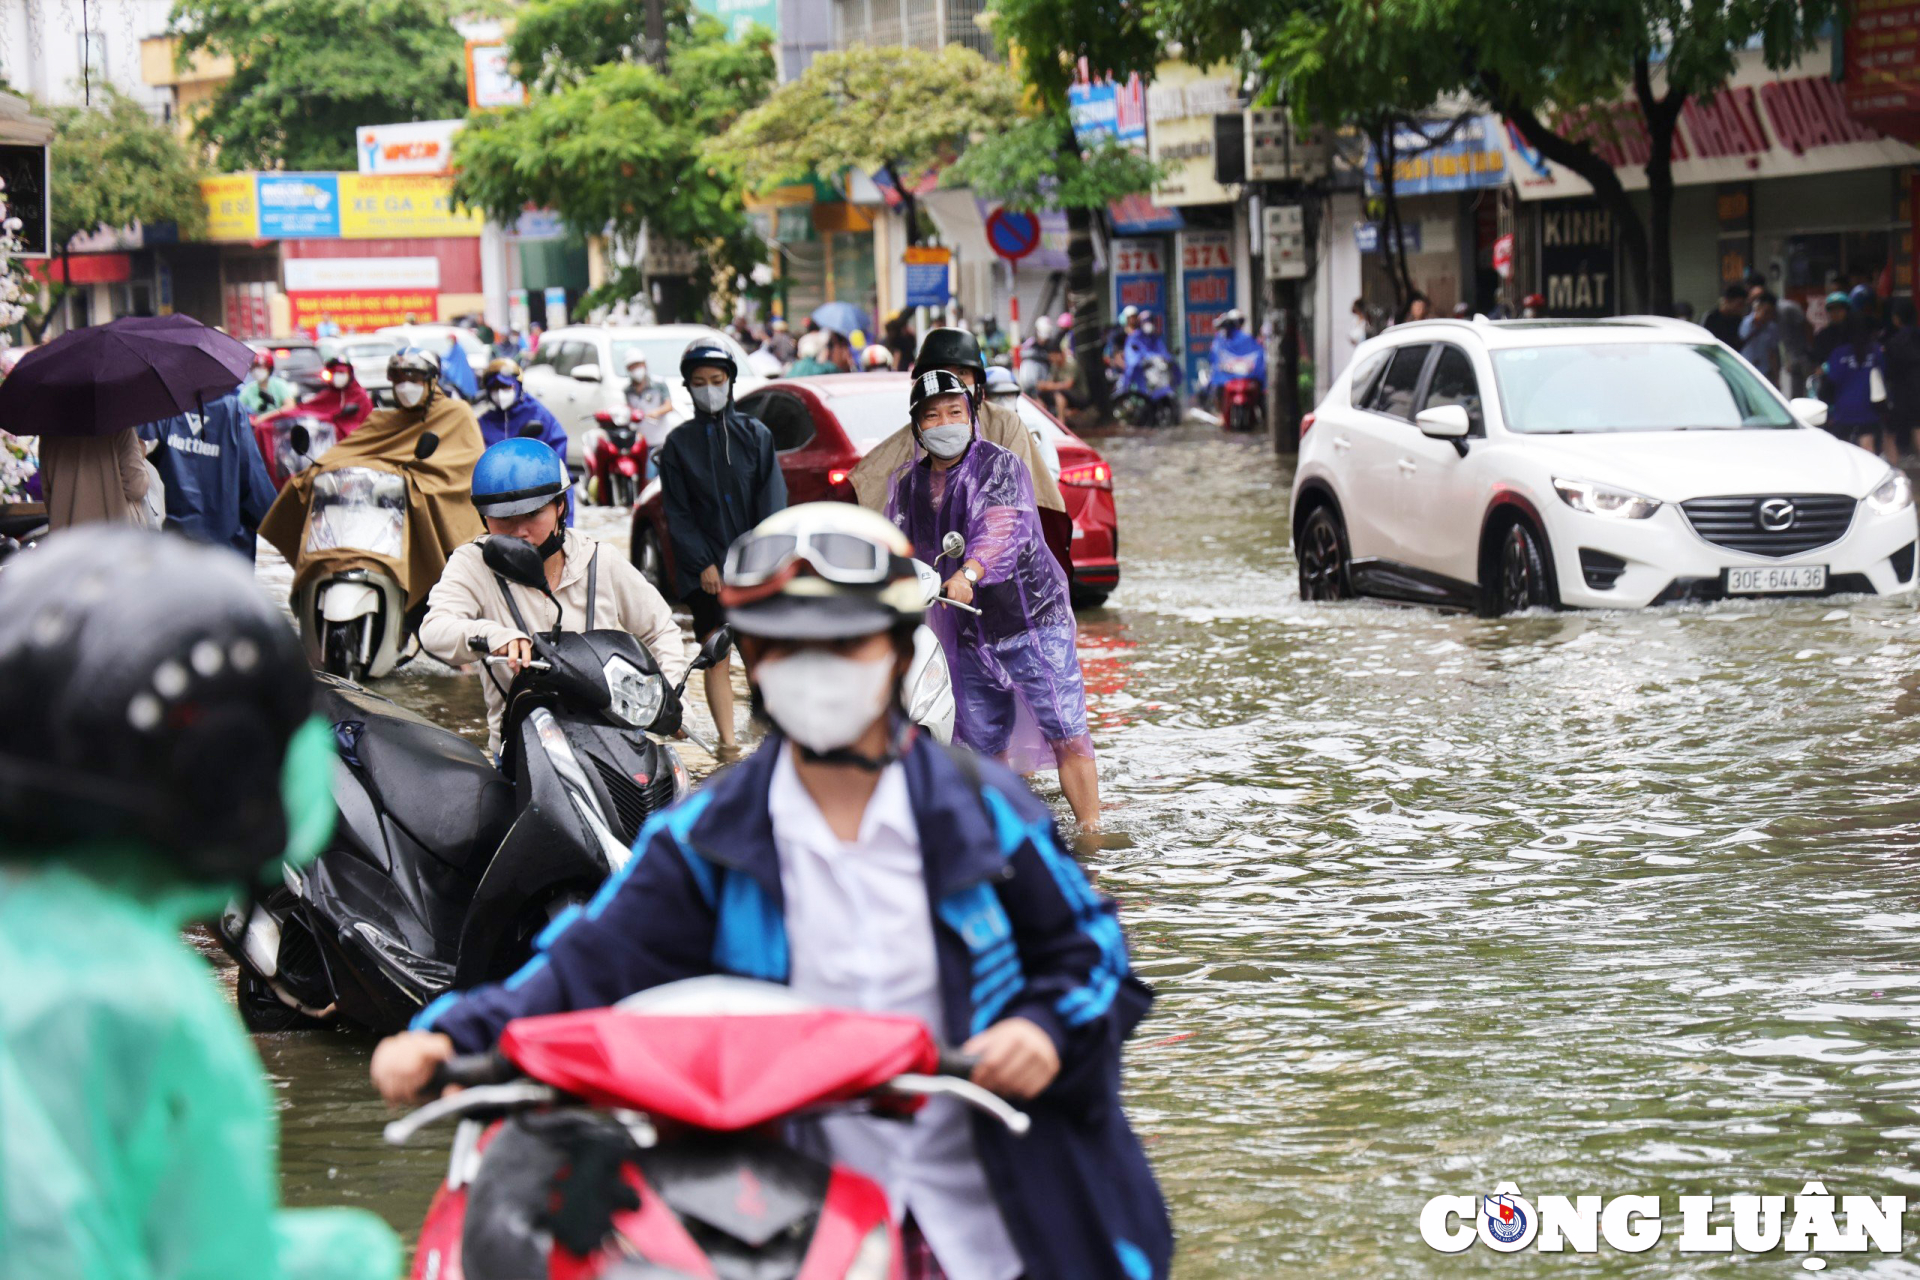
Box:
339 174 483 239
200 174 259 241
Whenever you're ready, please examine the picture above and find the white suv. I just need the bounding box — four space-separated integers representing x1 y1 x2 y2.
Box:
1293 317 1918 613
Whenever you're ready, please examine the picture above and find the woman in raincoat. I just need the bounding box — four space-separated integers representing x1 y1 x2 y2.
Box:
0 527 400 1280
886 370 1101 828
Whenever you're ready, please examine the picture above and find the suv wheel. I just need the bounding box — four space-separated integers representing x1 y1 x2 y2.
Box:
1297 505 1351 601
1491 521 1555 615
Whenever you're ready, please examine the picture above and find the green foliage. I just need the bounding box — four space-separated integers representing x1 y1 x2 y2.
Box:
46 89 208 249
451 17 776 313
987 0 1161 113
171 0 473 171
507 0 698 92
946 115 1162 210
716 44 1021 196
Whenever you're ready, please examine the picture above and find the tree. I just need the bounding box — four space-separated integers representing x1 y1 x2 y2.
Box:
171 0 472 171
715 45 1022 247
507 0 687 90
25 90 207 340
984 0 1164 410
452 14 776 318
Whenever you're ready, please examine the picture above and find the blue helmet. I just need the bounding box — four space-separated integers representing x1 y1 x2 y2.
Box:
984 365 1019 398
471 437 570 518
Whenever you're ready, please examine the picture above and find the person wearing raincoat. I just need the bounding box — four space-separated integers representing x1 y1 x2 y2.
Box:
440 334 480 402
849 327 1073 575
1205 308 1266 407
886 370 1100 829
0 526 401 1280
258 347 486 619
299 357 373 437
1122 313 1174 396
477 358 572 525
135 387 279 558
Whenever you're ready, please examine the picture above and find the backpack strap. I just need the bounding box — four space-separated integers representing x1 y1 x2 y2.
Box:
584 542 599 631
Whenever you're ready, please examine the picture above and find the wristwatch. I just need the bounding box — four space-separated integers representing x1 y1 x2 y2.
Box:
962 566 981 585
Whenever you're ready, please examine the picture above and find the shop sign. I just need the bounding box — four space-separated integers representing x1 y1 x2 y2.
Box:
1149 61 1243 207
0 143 49 257
1354 221 1421 255
1716 183 1755 286
257 173 340 239
288 290 437 332
1492 233 1514 279
692 0 780 41
1539 201 1615 316
285 257 440 293
467 41 526 109
903 245 951 308
1111 238 1167 317
1846 0 1920 144
1179 229 1235 392
1068 75 1147 151
356 120 464 176
199 174 258 241
24 253 132 285
1364 115 1510 196
1109 193 1184 234
340 174 483 238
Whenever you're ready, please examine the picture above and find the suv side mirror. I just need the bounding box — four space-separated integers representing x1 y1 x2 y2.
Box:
572 363 602 383
1415 404 1471 439
1788 396 1829 429
481 534 548 591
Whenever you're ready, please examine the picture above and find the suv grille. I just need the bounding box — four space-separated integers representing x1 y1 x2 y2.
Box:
1679 494 1856 558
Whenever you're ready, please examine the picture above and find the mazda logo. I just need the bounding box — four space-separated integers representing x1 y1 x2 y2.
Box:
1759 498 1796 531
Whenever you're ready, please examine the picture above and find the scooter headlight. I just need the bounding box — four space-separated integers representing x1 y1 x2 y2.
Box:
1867 468 1913 515
603 656 665 728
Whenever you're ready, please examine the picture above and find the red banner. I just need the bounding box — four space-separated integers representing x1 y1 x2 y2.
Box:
1847 0 1920 143
288 290 437 333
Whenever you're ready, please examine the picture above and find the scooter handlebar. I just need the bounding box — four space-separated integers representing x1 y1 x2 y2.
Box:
937 1048 981 1078
428 1051 520 1092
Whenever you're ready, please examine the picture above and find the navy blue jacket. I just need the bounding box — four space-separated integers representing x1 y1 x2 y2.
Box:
416 735 1170 1280
137 390 277 556
478 380 574 525
655 406 787 598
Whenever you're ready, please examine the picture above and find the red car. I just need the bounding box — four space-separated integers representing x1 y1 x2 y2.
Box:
630 372 1121 607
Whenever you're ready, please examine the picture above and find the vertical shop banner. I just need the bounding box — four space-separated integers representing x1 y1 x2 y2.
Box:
1846 0 1920 144
1716 183 1755 287
1179 230 1235 392
1539 200 1616 317
1111 238 1167 318
256 174 340 239
903 245 952 308
467 41 527 109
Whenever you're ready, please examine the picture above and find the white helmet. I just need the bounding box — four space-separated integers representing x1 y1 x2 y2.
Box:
1034 316 1057 342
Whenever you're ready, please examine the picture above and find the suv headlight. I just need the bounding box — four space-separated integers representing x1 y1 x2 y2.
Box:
603 656 665 728
1867 468 1913 515
1553 478 1661 520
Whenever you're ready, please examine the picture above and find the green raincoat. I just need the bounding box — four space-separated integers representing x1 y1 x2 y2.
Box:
0 720 400 1280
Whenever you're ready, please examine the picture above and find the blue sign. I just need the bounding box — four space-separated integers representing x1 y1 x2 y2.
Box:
1354 221 1421 255
1364 115 1509 197
904 256 950 309
1110 238 1167 320
1109 193 1184 235
986 209 1041 262
256 173 340 238
1067 77 1147 151
1180 230 1235 394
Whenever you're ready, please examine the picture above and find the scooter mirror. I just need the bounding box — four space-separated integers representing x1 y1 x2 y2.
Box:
414 431 441 462
695 625 733 671
941 531 966 561
288 424 311 457
481 534 548 592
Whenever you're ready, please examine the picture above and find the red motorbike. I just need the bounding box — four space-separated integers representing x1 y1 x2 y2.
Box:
252 405 338 491
1215 351 1265 434
387 977 1029 1280
585 408 649 509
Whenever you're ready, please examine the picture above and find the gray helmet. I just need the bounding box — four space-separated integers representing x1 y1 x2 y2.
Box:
387 346 441 384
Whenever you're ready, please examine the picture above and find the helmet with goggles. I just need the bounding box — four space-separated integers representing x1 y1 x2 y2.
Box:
472 437 571 519
387 346 441 384
721 504 926 641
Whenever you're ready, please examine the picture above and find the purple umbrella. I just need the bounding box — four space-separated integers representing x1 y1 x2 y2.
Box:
0 314 256 438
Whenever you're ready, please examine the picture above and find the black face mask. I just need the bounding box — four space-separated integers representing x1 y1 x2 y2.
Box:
537 525 565 561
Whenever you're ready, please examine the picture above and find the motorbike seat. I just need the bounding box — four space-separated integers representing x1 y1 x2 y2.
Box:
322 682 515 871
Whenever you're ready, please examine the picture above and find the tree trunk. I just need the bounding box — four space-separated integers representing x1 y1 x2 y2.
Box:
1065 202 1108 415
1491 93 1650 314
1634 53 1685 317
643 0 668 70
1369 119 1413 316
883 161 921 248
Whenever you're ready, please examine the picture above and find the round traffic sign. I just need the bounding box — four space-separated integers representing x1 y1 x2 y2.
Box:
986 208 1042 262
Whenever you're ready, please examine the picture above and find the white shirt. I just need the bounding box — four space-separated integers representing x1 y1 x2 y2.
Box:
769 746 1023 1280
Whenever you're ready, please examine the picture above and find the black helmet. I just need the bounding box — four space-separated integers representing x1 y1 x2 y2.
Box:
0 528 319 884
680 339 738 383
911 326 986 390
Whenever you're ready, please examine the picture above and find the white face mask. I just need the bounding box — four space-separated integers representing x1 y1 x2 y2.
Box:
629 368 648 384
691 383 729 415
252 368 270 384
756 650 894 754
919 422 972 459
394 381 427 408
491 387 517 410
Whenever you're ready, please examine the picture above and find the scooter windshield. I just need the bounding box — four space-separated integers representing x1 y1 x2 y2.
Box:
306 466 407 558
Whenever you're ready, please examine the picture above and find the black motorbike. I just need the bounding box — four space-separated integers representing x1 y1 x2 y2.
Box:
218 534 731 1034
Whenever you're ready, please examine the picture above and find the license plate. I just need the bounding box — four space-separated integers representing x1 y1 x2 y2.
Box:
1726 565 1827 594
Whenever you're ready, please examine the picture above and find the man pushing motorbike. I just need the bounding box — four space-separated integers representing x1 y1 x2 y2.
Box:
0 527 399 1279
419 437 687 761
372 503 1171 1280
258 347 486 625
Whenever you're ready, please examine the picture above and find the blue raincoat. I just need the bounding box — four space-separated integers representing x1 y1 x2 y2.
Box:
415 733 1171 1280
477 377 573 525
1206 327 1266 391
137 390 278 557
441 339 479 401
1122 329 1174 397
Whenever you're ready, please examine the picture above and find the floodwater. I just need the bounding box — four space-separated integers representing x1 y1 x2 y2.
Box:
254 427 1920 1276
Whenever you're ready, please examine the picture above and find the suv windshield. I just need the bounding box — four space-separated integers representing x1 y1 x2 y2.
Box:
1492 342 1795 433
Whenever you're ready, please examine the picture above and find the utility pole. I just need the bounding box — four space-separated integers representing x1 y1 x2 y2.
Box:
644 0 668 70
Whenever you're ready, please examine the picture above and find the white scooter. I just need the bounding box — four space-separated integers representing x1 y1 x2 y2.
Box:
288 425 435 681
901 531 980 744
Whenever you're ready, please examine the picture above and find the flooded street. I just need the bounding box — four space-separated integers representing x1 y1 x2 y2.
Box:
259 427 1920 1276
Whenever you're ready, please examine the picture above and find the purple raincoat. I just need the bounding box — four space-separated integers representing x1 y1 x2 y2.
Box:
887 437 1093 773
